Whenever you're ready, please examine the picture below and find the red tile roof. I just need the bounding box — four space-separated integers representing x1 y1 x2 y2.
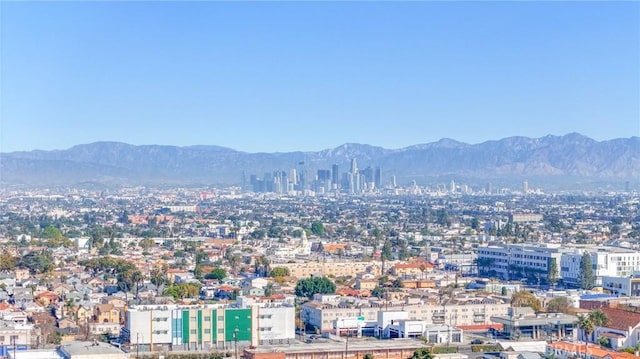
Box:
601 307 640 331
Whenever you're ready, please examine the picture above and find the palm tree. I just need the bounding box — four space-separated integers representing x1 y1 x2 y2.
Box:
577 314 595 343
588 310 609 328
264 282 275 297
587 310 609 342
150 264 168 295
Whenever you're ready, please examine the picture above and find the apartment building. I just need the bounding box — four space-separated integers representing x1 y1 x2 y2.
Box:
601 275 640 296
561 247 640 287
477 244 564 281
126 298 295 351
277 261 381 279
301 296 509 333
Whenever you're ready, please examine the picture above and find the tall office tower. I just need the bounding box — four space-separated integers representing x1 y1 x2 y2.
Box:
362 166 373 183
348 173 355 194
391 175 397 188
331 164 339 188
523 180 529 194
450 180 456 193
374 167 383 188
486 182 493 194
317 169 331 181
290 169 298 185
351 158 358 174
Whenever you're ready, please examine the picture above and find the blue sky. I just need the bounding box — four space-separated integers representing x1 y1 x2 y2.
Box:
1 1 638 153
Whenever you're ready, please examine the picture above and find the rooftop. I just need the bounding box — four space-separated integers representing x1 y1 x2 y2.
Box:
58 341 126 357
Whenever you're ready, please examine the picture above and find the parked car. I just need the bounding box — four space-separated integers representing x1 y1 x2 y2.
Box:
471 339 484 345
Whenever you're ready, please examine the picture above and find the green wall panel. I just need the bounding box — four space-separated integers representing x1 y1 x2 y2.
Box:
198 310 203 343
182 310 190 343
224 308 252 341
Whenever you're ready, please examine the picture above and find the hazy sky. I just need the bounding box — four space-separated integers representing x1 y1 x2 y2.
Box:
1 1 638 153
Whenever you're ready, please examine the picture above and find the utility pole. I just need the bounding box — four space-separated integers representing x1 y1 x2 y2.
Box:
344 329 349 359
136 333 139 359
234 328 239 359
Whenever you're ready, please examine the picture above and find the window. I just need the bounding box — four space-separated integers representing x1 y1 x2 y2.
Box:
190 329 197 334
204 316 211 321
218 329 224 334
218 316 224 321
204 329 211 334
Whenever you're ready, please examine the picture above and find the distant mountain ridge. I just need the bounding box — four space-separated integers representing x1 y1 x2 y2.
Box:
1 133 638 188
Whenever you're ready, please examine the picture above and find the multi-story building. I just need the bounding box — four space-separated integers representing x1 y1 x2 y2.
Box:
601 275 640 296
478 244 640 288
301 296 509 333
0 320 35 349
477 244 564 281
561 247 640 287
277 261 381 279
125 298 295 351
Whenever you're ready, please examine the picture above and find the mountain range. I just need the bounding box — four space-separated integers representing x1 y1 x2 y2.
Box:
1 133 638 189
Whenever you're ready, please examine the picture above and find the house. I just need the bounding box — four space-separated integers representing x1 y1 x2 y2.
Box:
247 277 269 289
36 291 60 306
52 283 75 297
591 307 640 349
94 304 120 323
355 278 378 290
75 305 92 325
86 277 106 290
243 287 265 297
101 296 126 309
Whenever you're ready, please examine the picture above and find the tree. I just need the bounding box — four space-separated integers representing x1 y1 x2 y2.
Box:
264 282 275 297
391 278 404 288
41 225 63 240
547 258 560 287
471 217 480 231
163 283 201 300
410 348 433 359
17 250 54 274
295 277 336 299
577 314 595 342
588 309 609 328
364 354 374 359
381 239 392 274
254 256 270 277
371 286 386 299
205 268 227 281
270 267 290 278
150 264 169 295
310 221 325 236
546 296 571 314
118 268 144 300
578 252 595 290
0 252 17 271
511 291 541 312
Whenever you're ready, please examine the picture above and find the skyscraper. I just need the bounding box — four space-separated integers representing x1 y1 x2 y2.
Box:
523 180 529 194
351 158 358 174
374 167 383 188
331 164 339 189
